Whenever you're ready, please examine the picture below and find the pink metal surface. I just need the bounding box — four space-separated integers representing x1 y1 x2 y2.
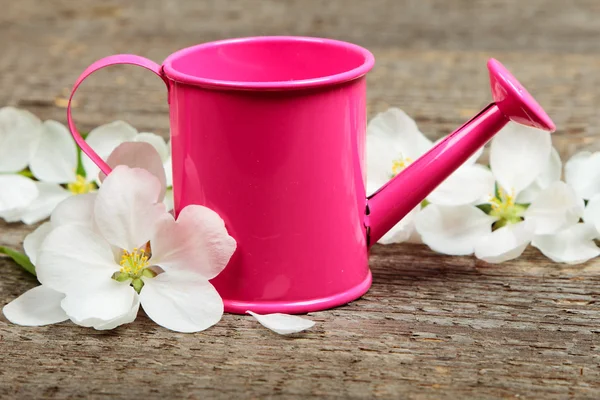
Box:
66 38 555 314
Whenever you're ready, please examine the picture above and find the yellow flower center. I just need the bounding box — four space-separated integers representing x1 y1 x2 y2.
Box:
489 187 526 227
390 155 413 177
67 174 95 194
119 248 149 278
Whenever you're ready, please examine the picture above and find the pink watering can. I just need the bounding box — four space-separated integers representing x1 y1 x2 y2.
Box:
67 36 555 314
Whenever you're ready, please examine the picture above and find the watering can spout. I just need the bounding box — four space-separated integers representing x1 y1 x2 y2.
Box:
366 59 556 246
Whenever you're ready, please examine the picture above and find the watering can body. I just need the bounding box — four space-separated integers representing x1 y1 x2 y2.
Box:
67 37 555 314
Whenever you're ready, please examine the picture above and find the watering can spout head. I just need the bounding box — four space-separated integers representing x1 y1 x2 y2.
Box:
366 58 555 246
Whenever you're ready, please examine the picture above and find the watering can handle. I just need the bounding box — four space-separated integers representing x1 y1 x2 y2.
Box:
67 54 169 176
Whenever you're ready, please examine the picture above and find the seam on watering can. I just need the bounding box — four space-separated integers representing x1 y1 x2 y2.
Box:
364 202 371 248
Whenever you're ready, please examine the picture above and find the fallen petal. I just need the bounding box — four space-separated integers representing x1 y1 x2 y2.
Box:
247 311 315 335
3 286 68 326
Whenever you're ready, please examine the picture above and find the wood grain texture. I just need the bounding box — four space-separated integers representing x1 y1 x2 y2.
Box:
1 0 600 398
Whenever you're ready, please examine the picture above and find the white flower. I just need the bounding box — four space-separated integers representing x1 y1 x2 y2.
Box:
564 151 600 201
366 108 494 244
0 107 42 219
3 164 236 332
4 120 171 224
416 122 584 263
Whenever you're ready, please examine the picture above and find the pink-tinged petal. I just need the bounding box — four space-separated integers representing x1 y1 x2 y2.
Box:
102 142 167 201
19 182 72 225
474 221 534 263
82 121 138 183
23 222 53 265
415 204 497 255
532 223 600 264
246 311 315 335
61 280 138 330
140 270 223 333
0 174 38 214
29 120 78 183
150 205 236 279
51 192 97 230
3 286 68 326
36 225 117 293
0 107 42 173
134 132 169 161
94 165 166 251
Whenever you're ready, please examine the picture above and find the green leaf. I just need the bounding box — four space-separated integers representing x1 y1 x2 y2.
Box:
0 246 36 276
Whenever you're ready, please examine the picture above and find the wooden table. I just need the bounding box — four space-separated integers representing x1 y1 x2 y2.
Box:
1 1 600 398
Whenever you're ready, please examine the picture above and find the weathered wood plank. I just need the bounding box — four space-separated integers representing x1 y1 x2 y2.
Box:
1 0 600 398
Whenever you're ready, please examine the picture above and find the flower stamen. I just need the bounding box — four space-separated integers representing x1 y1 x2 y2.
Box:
67 174 95 194
119 248 150 278
390 155 413 177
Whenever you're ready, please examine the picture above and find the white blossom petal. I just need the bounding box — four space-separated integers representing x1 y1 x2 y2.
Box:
0 107 42 172
82 121 138 183
103 142 167 201
29 120 78 183
490 122 551 194
140 270 223 333
366 108 432 193
517 147 561 203
427 164 495 206
94 166 166 251
36 225 117 293
474 221 534 263
164 145 173 188
246 311 315 335
0 174 38 214
18 182 72 225
523 181 584 235
367 108 432 160
134 133 169 162
50 192 97 229
61 280 138 330
377 205 420 244
23 222 53 265
150 205 236 279
532 223 600 264
415 204 497 255
2 286 68 326
583 195 600 238
564 151 600 200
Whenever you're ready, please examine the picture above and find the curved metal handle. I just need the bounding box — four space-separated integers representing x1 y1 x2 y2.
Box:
67 54 169 175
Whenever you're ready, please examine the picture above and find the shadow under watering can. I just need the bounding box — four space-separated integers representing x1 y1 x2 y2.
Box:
66 37 555 314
